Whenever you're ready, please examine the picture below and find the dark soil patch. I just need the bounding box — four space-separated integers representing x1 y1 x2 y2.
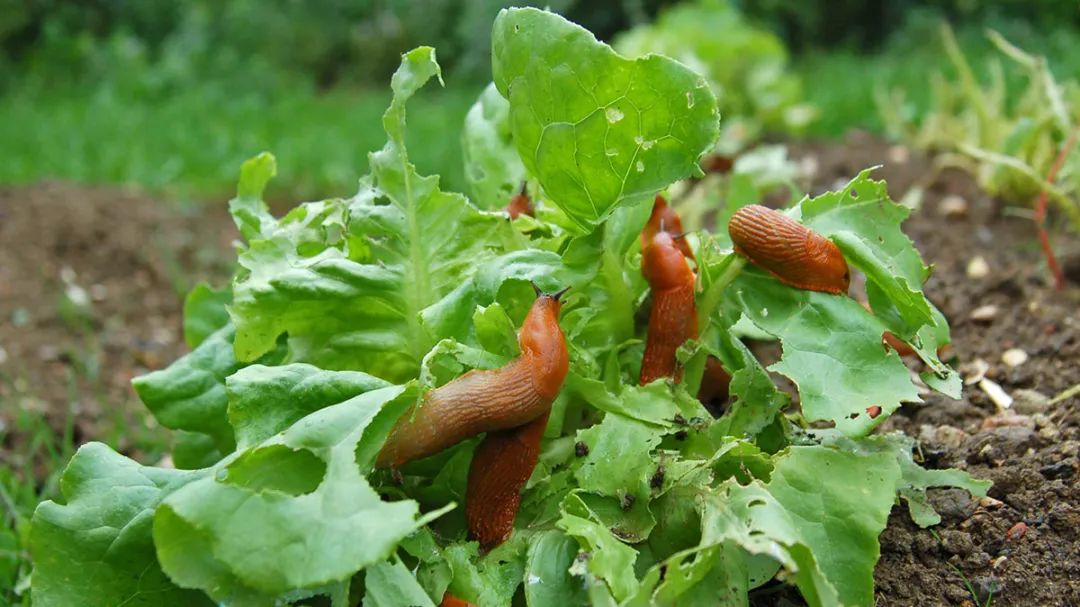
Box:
789 132 1080 607
0 182 234 476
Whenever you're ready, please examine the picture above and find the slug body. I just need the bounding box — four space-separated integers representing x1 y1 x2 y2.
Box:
506 184 534 219
376 293 568 469
697 356 732 406
642 195 694 260
640 231 698 385
728 204 850 294
465 410 549 551
440 594 478 607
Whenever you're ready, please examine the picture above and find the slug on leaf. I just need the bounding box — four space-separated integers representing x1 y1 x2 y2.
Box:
465 410 549 551
640 230 698 385
697 356 732 406
376 288 568 469
642 195 694 260
728 204 850 294
506 182 534 219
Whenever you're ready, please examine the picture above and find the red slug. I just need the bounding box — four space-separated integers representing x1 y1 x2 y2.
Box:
465 410 549 551
640 231 698 385
642 195 694 260
440 593 478 607
728 204 850 295
506 182 534 219
697 356 732 405
376 289 568 469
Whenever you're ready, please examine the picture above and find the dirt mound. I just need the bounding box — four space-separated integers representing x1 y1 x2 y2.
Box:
0 182 233 474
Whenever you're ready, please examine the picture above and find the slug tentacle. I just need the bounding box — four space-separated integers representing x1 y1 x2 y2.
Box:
465 411 549 551
728 204 850 294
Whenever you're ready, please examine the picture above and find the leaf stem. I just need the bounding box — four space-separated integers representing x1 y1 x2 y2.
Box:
698 254 747 330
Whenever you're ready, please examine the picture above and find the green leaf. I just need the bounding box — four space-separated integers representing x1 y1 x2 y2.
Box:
730 269 921 436
524 530 588 607
182 283 232 349
229 48 514 382
492 7 719 232
227 363 390 450
132 327 244 454
363 558 437 607
703 445 905 606
153 384 443 603
557 495 639 602
574 412 664 500
444 540 529 607
30 443 213 607
462 82 527 209
795 169 958 392
230 152 277 242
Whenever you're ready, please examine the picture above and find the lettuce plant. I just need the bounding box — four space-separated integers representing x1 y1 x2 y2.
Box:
31 9 987 607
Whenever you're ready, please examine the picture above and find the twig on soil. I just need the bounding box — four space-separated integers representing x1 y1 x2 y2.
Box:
1049 382 1080 405
1033 123 1079 291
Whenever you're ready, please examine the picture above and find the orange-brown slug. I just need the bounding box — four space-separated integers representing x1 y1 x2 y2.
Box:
376 288 568 469
640 231 698 385
642 195 694 260
506 182 534 219
440 593 478 607
728 204 850 295
465 410 549 551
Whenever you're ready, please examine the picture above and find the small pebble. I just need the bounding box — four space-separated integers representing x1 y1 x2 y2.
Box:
966 256 990 279
990 555 1007 570
1001 348 1028 368
939 195 969 218
1039 461 1075 480
978 496 1004 510
961 359 990 385
936 425 968 449
970 305 999 322
979 378 1013 410
1013 389 1050 414
1005 522 1027 541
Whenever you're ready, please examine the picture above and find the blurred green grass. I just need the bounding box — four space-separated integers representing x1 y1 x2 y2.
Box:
0 83 482 203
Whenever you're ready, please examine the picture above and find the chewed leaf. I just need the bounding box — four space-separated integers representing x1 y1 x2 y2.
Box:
154 384 442 603
492 8 719 232
462 82 527 209
731 269 920 436
796 169 959 392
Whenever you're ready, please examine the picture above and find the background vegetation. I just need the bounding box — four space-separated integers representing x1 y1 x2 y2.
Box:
1 0 1077 201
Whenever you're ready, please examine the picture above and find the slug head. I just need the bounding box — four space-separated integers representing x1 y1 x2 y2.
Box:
641 195 694 259
642 231 695 290
806 232 851 294
519 287 569 399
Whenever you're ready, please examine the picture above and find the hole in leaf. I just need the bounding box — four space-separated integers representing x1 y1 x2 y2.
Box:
223 444 326 496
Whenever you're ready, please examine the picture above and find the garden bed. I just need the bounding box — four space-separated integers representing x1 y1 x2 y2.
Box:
2 133 1077 605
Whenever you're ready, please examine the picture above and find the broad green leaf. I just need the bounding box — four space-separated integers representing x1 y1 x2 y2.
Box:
524 530 588 607
182 283 232 349
154 384 443 603
492 8 719 232
795 169 958 393
730 269 921 436
227 363 390 449
133 327 244 454
172 431 225 470
30 443 213 607
363 558 437 607
462 82 527 209
229 48 513 382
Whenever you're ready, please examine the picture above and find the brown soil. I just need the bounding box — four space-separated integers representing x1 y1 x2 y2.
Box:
0 182 234 476
789 132 1080 607
2 133 1078 605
